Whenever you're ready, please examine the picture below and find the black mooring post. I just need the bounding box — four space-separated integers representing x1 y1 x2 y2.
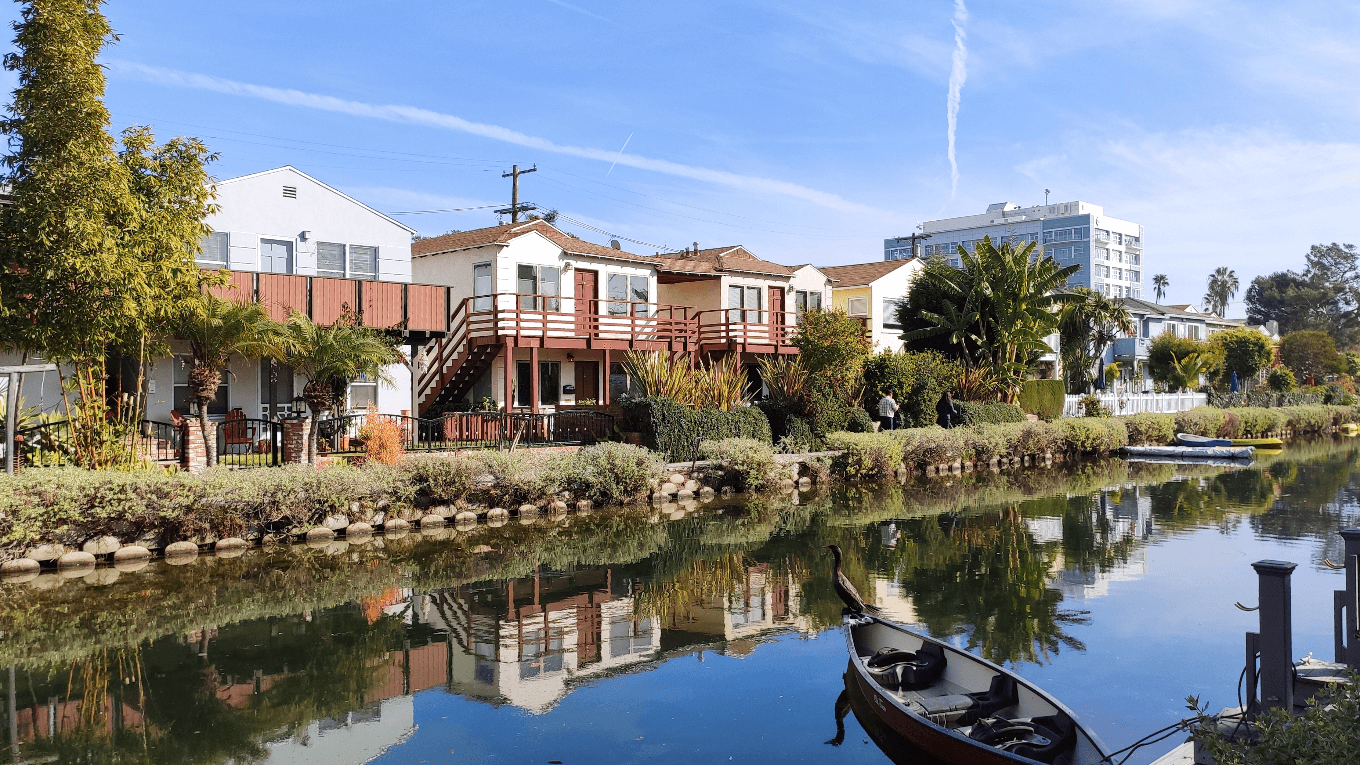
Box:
1341 529 1360 670
1253 560 1296 711
1244 631 1259 712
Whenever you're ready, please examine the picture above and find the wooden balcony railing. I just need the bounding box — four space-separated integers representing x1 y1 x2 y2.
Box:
694 308 794 349
205 271 448 334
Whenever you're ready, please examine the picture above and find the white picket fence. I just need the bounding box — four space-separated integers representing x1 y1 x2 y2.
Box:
1062 392 1206 418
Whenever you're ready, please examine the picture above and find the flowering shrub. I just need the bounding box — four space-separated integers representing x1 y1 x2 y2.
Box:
358 408 405 465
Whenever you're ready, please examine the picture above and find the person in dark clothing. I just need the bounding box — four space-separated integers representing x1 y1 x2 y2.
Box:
936 390 960 428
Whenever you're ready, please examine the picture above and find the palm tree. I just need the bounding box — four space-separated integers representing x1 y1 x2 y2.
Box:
1152 274 1169 302
1204 267 1239 317
169 294 280 467
1058 288 1134 393
904 236 1080 400
270 311 404 463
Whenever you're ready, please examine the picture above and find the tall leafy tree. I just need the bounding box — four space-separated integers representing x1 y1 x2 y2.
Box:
1245 243 1360 348
270 311 404 463
901 236 1079 401
169 294 280 467
0 0 217 466
1212 327 1272 388
1151 274 1169 303
1278 330 1341 385
1203 267 1239 317
1058 287 1134 394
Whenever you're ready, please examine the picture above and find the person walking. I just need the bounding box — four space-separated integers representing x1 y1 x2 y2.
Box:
935 390 960 429
877 391 900 432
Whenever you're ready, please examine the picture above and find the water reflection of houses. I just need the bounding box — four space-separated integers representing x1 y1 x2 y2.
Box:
1034 486 1155 600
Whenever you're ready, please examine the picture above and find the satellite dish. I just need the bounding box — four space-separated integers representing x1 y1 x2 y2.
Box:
610 240 621 250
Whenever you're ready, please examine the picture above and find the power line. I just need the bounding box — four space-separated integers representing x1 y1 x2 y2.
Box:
386 204 505 215
553 213 678 253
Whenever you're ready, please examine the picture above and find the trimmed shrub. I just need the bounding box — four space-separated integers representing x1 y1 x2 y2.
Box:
823 432 904 479
1267 367 1297 392
962 424 1014 463
624 396 772 462
1235 407 1287 436
1279 405 1332 433
401 453 479 503
784 416 816 452
1012 421 1061 456
700 438 780 491
1019 379 1065 421
559 442 662 505
1121 413 1175 445
1078 393 1112 417
895 427 966 467
1056 419 1127 454
846 407 875 433
478 450 561 508
957 401 1026 425
1175 407 1227 437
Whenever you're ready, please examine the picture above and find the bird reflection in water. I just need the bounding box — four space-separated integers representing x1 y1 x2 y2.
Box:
834 672 948 765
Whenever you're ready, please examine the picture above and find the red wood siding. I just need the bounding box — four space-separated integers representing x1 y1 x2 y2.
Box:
407 284 446 332
311 277 357 325
205 270 254 302
257 274 308 321
364 280 404 328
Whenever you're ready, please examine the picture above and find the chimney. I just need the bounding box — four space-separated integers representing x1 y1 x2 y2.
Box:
692 242 699 259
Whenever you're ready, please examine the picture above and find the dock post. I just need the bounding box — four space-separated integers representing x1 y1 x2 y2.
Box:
1252 560 1296 711
1243 631 1259 712
1341 529 1360 670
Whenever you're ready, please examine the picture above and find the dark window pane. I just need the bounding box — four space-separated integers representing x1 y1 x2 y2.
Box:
516 361 532 407
608 273 628 315
539 361 560 405
518 265 537 310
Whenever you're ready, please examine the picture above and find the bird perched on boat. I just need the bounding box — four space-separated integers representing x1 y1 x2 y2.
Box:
827 545 880 614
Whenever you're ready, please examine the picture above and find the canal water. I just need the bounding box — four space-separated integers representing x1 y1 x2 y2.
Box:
1 439 1357 765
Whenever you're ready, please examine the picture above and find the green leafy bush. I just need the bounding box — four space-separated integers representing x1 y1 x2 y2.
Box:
861 350 963 428
624 396 772 462
1078 393 1111 417
823 432 904 479
962 424 1014 463
400 453 478 503
1174 407 1227 437
559 442 662 505
699 438 780 491
957 401 1026 425
1018 379 1065 421
1011 421 1061 456
895 427 966 467
845 407 875 433
1279 405 1333 433
1189 669 1360 765
1056 419 1127 453
1234 407 1287 436
1121 413 1175 445
1267 367 1297 392
478 450 561 508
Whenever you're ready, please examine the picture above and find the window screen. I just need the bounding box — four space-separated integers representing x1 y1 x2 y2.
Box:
348 245 377 280
728 285 743 323
197 231 228 267
518 264 537 310
316 242 345 278
473 263 492 311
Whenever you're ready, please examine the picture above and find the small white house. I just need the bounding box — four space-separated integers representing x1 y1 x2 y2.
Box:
820 259 924 352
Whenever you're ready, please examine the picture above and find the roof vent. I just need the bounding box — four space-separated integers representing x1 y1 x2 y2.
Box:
282 185 297 199
610 239 621 250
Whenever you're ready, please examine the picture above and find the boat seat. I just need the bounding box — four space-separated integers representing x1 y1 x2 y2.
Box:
909 674 1018 727
968 713 1075 764
865 641 946 691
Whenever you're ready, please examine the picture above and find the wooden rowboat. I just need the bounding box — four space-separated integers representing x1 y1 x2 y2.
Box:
844 614 1110 765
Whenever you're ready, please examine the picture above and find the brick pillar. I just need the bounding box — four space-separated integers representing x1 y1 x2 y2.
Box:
181 418 215 474
282 417 311 465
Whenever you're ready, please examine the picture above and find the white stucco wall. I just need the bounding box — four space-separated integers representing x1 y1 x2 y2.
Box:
868 260 923 352
206 166 415 282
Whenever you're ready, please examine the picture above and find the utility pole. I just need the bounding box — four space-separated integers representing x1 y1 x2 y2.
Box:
497 164 538 223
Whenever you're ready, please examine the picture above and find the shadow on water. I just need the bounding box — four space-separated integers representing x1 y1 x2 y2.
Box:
0 438 1357 763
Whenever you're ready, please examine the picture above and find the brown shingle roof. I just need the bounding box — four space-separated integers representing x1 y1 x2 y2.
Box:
655 246 797 277
820 259 918 287
411 220 657 264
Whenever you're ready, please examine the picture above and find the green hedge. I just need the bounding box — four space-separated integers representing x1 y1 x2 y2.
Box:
1120 413 1176 445
1019 379 1066 421
624 396 772 462
823 432 905 479
1056 419 1128 454
957 401 1026 425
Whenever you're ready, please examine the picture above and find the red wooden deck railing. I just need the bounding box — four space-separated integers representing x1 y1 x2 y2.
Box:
202 271 447 333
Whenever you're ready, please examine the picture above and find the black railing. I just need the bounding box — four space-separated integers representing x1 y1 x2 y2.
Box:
11 419 183 467
216 418 282 468
139 420 182 463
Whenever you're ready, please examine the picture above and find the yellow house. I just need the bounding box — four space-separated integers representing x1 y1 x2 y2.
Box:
820 259 924 352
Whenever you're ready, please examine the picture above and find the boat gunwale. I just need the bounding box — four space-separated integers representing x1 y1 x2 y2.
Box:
842 614 1112 765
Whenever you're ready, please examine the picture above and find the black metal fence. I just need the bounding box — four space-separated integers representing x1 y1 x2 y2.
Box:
12 419 184 467
321 410 618 454
216 418 282 468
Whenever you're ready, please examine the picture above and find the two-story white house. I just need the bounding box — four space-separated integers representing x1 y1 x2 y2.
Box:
820 259 924 352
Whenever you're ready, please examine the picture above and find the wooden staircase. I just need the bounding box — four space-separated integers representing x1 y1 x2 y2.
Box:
416 298 499 414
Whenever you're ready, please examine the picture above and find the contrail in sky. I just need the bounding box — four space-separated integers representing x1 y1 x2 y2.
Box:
109 61 881 215
946 0 969 199
606 133 632 178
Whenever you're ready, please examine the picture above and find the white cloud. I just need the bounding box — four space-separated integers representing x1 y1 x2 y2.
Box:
108 60 887 216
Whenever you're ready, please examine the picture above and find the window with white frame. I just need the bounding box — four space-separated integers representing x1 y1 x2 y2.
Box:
1094 229 1110 242
173 354 227 416
316 242 346 278
794 289 822 319
846 297 868 316
608 273 649 316
1093 246 1108 260
349 373 378 410
883 298 907 328
1112 232 1124 245
473 263 493 311
196 231 229 267
728 285 763 323
517 264 561 311
1113 268 1123 280
348 244 377 280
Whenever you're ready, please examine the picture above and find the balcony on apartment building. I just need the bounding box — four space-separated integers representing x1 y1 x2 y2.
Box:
205 270 449 341
1112 335 1149 359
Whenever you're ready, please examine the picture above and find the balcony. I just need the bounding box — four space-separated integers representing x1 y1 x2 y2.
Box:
1112 336 1148 359
695 309 797 354
206 271 448 339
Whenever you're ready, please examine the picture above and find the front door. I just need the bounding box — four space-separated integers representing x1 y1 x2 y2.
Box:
260 239 294 274
574 269 598 335
574 361 600 403
769 286 785 339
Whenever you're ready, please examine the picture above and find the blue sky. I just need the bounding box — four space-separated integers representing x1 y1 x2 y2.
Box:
4 0 1359 312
